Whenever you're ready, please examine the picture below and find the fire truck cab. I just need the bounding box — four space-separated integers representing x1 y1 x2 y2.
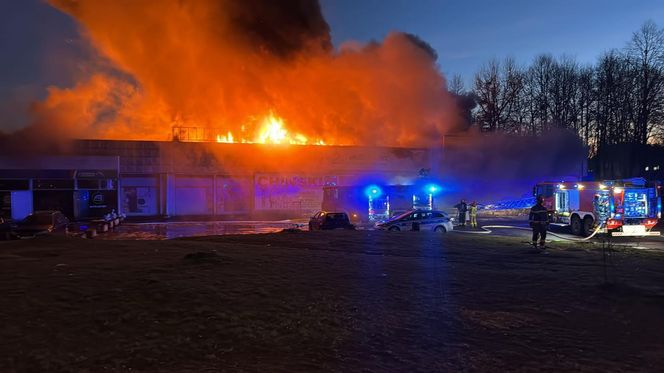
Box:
534 178 660 237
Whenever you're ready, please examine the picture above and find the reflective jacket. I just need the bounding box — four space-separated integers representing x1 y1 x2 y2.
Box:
469 205 478 216
529 203 549 226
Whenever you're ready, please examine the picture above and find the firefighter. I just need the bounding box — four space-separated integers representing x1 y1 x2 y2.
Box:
454 199 468 227
469 201 478 228
529 195 549 248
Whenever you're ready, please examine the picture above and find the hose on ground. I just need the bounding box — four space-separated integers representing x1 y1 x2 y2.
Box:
452 223 605 242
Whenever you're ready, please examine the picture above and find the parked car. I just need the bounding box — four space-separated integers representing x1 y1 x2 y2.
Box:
376 209 453 233
0 217 16 240
309 211 355 230
13 210 70 237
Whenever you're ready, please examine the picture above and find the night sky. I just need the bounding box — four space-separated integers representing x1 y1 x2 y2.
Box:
1 0 663 132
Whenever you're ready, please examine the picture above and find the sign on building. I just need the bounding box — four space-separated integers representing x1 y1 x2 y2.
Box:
254 174 337 211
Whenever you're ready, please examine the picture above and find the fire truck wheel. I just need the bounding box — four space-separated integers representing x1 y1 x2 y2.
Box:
571 215 582 236
582 216 594 237
389 226 400 232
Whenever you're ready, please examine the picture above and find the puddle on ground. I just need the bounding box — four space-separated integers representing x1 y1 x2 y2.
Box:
97 221 303 240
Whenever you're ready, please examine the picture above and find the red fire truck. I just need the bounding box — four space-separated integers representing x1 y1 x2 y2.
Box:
534 178 661 237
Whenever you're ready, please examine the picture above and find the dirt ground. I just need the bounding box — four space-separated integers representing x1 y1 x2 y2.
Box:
2 231 664 372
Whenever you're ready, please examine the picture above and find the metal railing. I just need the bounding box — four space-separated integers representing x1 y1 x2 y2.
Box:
171 127 219 142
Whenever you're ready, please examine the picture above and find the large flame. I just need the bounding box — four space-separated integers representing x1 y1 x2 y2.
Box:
257 113 291 144
36 0 460 148
213 112 325 145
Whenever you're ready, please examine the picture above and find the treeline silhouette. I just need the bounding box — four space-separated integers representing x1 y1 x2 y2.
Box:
452 20 664 179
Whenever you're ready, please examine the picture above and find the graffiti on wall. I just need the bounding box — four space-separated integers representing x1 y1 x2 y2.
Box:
254 174 337 211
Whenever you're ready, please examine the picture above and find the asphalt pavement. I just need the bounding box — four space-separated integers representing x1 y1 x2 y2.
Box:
99 216 664 250
461 216 664 250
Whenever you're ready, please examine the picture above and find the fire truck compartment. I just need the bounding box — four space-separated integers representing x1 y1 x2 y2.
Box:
623 188 649 218
554 189 580 223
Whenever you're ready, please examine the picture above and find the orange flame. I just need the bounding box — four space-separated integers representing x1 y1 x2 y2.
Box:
41 0 459 148
216 131 233 143
216 112 325 145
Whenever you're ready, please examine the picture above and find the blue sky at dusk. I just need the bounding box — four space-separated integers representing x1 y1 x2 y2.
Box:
321 0 664 86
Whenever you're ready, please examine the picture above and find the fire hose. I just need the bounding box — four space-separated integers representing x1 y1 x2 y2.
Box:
452 222 605 242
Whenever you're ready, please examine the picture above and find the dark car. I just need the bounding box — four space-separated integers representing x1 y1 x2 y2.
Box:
0 217 16 240
309 211 355 231
13 210 70 237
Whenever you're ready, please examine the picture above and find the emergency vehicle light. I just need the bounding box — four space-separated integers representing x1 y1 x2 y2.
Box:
613 187 624 194
425 183 441 195
576 184 585 190
599 183 607 190
365 185 382 198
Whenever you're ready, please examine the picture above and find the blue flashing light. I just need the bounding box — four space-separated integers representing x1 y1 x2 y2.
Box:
364 185 383 198
425 183 442 194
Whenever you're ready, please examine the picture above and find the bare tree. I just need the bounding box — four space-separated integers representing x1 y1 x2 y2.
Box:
550 56 580 131
449 74 466 96
447 74 477 132
473 57 524 133
474 59 501 132
626 20 664 145
576 66 595 152
529 54 557 131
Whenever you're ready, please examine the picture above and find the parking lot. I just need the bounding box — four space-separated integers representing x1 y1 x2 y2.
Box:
462 216 664 250
98 220 301 240
88 216 664 250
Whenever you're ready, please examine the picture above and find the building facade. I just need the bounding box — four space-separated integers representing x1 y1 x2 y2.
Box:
0 155 119 220
0 140 431 220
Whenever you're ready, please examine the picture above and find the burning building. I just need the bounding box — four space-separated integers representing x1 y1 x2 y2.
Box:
0 139 432 220
26 0 459 147
0 0 589 221
0 0 461 220
0 132 588 221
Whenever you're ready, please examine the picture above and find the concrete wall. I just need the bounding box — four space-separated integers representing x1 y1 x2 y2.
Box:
71 140 433 219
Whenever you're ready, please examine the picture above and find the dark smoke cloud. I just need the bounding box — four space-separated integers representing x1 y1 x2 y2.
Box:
402 33 438 61
225 0 332 57
57 0 332 58
436 129 587 204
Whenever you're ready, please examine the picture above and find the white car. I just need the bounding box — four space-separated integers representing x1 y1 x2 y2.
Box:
376 210 453 233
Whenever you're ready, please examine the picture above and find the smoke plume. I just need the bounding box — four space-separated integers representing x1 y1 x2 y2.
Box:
435 129 588 204
29 0 459 147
